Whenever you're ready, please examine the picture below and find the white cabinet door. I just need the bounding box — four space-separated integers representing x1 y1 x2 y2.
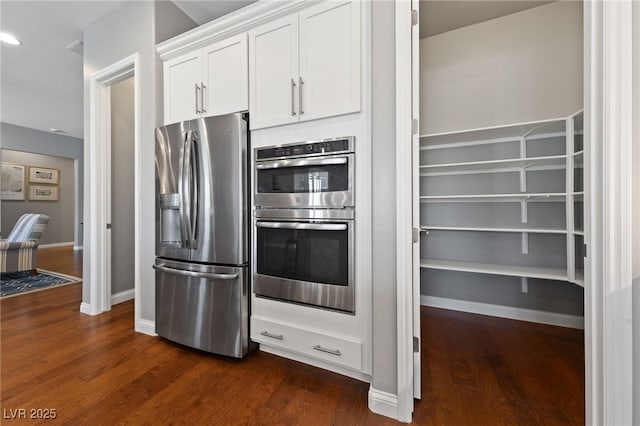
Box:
164 51 202 124
299 1 361 122
249 15 299 130
202 34 249 116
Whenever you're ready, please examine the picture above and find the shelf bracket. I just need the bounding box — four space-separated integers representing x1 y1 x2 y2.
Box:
521 277 529 293
520 200 528 223
521 232 529 254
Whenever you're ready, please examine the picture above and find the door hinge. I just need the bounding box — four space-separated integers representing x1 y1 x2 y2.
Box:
412 227 420 243
413 336 420 353
411 10 418 26
584 243 587 258
412 118 419 135
106 223 112 229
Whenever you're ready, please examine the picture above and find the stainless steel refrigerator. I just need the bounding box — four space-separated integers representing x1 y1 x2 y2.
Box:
154 112 250 357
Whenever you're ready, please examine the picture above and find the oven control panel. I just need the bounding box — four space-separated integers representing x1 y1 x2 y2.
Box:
256 137 354 160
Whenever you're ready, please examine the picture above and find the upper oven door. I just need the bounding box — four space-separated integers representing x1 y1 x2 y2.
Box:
255 153 354 209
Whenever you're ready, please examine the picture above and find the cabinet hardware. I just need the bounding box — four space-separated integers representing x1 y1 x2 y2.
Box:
313 345 341 356
260 331 284 340
291 79 297 116
195 83 200 114
299 76 304 115
201 83 206 113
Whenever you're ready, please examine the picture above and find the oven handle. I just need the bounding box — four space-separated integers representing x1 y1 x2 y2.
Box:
255 156 348 170
256 221 347 231
153 264 238 280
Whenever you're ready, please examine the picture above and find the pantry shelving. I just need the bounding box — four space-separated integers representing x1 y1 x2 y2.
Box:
419 111 585 287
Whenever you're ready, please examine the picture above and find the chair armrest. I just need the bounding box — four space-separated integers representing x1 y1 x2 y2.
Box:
0 240 38 251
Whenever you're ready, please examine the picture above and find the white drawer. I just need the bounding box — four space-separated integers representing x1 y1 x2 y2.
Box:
251 316 362 371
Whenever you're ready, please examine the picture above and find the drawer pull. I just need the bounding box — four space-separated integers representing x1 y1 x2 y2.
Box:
313 345 342 356
260 331 284 340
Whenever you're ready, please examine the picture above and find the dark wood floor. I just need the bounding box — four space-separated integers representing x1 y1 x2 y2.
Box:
0 247 584 424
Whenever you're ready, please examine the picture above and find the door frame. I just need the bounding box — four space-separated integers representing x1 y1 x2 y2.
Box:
82 53 142 330
395 1 636 423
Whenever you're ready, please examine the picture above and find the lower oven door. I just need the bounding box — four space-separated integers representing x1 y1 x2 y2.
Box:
254 219 355 313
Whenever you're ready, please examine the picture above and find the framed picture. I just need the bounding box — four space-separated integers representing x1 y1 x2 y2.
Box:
29 185 59 201
1 163 26 200
29 166 60 184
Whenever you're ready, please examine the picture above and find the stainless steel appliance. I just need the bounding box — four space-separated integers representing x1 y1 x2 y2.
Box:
253 137 355 314
255 136 354 209
154 112 250 357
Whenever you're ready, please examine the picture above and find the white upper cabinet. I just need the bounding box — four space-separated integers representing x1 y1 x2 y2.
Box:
248 15 299 130
164 51 202 124
298 1 361 122
248 1 361 130
163 33 248 124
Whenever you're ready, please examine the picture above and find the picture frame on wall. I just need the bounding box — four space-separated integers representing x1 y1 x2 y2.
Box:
1 162 26 200
29 166 60 184
29 185 59 201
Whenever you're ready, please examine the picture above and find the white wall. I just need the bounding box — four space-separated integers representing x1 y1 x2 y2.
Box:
82 1 195 316
633 1 640 423
371 0 397 396
420 1 583 134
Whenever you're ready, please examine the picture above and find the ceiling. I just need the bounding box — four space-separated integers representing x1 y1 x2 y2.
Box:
420 1 554 39
1 0 553 142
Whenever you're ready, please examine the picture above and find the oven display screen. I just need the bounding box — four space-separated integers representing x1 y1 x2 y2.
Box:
258 164 347 194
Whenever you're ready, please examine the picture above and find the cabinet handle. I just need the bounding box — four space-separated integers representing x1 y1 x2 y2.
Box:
299 76 304 115
260 331 284 340
291 78 297 116
313 345 342 356
201 83 206 114
195 83 200 114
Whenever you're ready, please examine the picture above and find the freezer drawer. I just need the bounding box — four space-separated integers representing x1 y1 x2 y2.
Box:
154 259 249 357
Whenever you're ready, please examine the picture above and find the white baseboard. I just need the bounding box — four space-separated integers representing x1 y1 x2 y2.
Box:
421 295 585 329
136 319 157 336
111 289 134 305
39 242 74 249
73 245 83 251
368 386 399 421
79 302 100 316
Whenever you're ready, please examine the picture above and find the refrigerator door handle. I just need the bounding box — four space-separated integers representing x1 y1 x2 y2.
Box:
178 131 192 249
153 264 239 280
188 131 199 249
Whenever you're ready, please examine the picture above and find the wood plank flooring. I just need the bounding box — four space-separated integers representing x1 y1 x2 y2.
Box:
1 247 584 424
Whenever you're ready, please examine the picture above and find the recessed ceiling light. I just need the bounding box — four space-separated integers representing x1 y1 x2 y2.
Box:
49 128 66 134
0 32 22 46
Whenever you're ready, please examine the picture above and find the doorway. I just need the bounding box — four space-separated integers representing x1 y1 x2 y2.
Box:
109 76 135 306
82 54 142 330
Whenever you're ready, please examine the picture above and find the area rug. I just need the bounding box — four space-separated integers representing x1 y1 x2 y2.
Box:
0 269 81 298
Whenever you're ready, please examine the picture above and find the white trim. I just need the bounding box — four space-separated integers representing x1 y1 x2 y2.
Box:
85 53 141 331
156 0 317 60
111 289 134 305
38 242 74 249
367 387 399 421
421 295 585 330
135 319 157 337
79 302 100 316
73 245 83 251
395 0 414 423
585 2 636 424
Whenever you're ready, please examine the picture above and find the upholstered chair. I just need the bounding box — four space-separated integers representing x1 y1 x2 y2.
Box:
0 214 50 274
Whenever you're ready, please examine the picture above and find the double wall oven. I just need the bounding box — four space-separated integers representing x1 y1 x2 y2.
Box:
254 137 355 313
